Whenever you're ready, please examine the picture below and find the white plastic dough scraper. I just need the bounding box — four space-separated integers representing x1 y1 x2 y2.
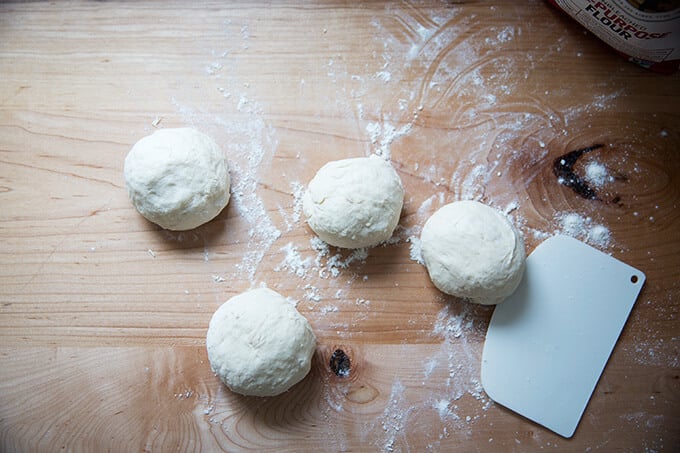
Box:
481 235 646 438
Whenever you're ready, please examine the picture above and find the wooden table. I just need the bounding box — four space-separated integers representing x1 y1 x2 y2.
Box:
1 1 678 451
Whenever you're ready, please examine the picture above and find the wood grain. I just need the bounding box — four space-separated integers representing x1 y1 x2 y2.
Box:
1 0 679 451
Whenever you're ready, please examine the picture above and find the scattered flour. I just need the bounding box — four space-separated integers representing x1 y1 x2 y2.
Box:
320 305 339 314
584 161 612 188
375 379 412 452
310 237 369 279
366 120 414 160
274 243 313 278
434 399 460 422
272 237 371 312
417 194 437 218
556 212 611 248
375 70 392 82
407 236 424 264
277 181 306 232
435 308 485 402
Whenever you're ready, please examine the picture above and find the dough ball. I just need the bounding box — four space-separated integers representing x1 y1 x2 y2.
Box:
420 200 526 305
302 155 404 249
124 128 230 231
206 288 316 397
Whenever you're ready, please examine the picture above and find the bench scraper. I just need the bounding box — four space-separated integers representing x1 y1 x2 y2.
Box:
481 235 645 438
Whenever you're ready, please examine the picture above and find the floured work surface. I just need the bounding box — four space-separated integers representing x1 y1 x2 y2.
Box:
0 1 678 451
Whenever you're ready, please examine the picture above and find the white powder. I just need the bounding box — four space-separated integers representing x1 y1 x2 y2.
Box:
584 161 611 187
274 243 313 278
417 194 437 218
624 299 678 368
277 181 305 232
320 305 339 314
407 236 424 264
375 70 392 82
290 181 305 222
493 25 516 44
304 284 322 303
273 237 370 311
428 303 490 411
311 237 369 278
231 164 282 281
453 164 489 201
375 379 411 452
433 305 468 340
204 62 223 76
556 212 611 248
366 120 413 160
558 212 587 237
588 224 611 247
434 399 460 422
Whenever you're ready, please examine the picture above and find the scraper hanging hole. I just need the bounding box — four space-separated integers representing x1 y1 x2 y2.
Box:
630 275 639 284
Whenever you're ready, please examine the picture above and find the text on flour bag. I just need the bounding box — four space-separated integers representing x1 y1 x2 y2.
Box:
548 0 680 74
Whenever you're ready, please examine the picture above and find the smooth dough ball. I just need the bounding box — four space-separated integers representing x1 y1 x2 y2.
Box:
302 155 404 249
206 288 316 397
124 128 230 231
420 200 526 305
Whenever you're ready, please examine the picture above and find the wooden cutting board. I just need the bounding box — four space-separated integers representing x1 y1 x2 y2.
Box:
1 1 678 451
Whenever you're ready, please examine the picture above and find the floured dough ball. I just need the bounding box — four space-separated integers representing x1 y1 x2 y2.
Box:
420 200 526 305
303 155 404 249
206 288 316 397
124 127 230 230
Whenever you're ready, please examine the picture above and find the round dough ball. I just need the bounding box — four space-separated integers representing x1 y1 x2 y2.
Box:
124 127 230 231
420 200 526 305
302 155 404 249
206 288 316 397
